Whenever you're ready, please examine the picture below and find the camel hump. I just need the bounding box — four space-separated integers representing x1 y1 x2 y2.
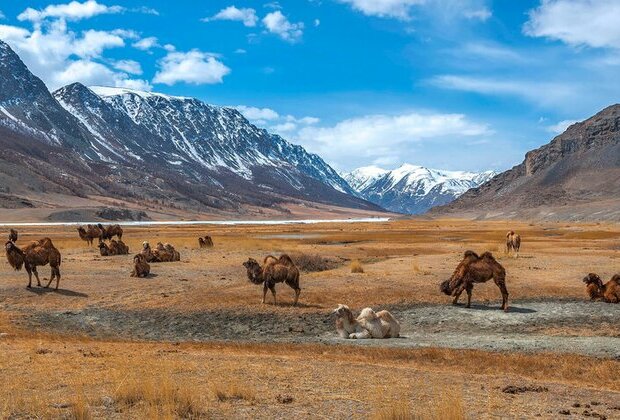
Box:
278 254 295 266
463 250 479 259
611 274 620 285
481 251 495 259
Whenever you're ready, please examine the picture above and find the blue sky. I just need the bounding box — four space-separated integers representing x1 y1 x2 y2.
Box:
1 0 619 173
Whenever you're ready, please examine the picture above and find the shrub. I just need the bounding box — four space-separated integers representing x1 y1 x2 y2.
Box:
290 253 339 272
350 260 364 273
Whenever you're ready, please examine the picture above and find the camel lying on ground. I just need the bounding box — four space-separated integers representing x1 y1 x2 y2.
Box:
130 254 150 278
506 231 521 256
440 250 509 311
140 241 180 262
99 239 129 256
8 229 18 243
332 304 400 339
5 238 62 289
98 223 123 241
243 254 301 306
583 273 620 303
77 225 101 246
198 236 214 248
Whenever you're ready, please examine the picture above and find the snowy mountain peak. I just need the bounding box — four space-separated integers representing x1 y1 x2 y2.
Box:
345 164 496 214
89 85 190 101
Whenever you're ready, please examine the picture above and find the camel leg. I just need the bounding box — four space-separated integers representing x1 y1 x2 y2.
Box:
25 267 33 288
452 285 465 305
32 267 42 287
269 284 277 306
350 330 372 339
494 278 509 312
262 283 269 304
465 284 473 308
294 288 301 306
286 279 301 306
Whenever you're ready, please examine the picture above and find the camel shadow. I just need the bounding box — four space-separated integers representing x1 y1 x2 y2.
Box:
462 303 537 314
271 302 324 309
26 287 88 298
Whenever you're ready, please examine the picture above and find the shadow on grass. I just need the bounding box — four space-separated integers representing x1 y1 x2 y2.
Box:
26 286 88 298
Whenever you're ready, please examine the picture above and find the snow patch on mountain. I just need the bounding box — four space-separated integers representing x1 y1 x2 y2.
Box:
345 164 496 214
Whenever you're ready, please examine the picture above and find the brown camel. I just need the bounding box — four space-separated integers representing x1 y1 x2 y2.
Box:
440 250 509 311
583 273 620 303
140 241 157 262
154 242 180 262
130 254 151 278
243 254 301 306
506 231 521 256
8 229 18 243
97 223 123 241
5 238 62 289
77 224 101 246
198 236 214 248
99 239 129 256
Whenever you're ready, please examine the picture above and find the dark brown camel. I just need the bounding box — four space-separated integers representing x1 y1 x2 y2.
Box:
97 223 123 241
130 253 151 278
440 251 509 311
5 238 62 289
77 224 102 246
8 229 18 243
243 254 301 306
583 273 620 303
198 236 214 248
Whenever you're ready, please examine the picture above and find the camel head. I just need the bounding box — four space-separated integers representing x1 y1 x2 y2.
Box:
583 273 603 288
332 304 355 322
440 280 453 295
5 240 24 270
243 258 263 284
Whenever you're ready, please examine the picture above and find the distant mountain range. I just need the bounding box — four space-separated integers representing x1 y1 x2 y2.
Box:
344 164 496 214
431 104 620 221
0 39 380 219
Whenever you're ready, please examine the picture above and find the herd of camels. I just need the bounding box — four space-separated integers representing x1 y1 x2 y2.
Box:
3 225 620 338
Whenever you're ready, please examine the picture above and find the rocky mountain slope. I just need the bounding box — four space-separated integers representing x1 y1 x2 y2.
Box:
344 164 496 214
0 39 380 218
431 105 620 221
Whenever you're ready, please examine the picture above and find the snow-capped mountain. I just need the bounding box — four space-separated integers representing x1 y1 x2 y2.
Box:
0 39 376 215
344 164 496 214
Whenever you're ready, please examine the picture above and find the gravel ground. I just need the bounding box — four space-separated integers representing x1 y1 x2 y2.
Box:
14 298 620 358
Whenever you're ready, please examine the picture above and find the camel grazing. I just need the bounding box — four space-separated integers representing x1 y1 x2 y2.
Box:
440 250 509 311
130 254 151 278
198 236 214 248
583 273 620 303
97 223 123 241
243 254 301 306
77 224 101 246
8 229 18 243
98 239 129 256
506 231 521 256
5 238 62 289
333 304 400 339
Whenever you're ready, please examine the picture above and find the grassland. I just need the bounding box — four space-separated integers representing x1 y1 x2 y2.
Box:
1 219 619 418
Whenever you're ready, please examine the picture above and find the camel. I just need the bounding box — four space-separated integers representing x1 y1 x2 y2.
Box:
5 238 62 289
243 254 301 306
77 224 101 246
97 223 123 241
130 254 150 278
333 304 400 339
440 250 509 311
154 242 180 262
140 241 157 262
506 231 521 256
8 229 18 243
583 273 620 303
198 236 214 248
98 239 129 256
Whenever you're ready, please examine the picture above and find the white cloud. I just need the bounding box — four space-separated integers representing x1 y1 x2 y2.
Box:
234 48 247 54
153 50 230 85
18 0 124 23
336 0 425 21
294 112 491 169
235 106 280 121
314 19 321 27
546 119 579 134
464 7 492 21
0 10 5 20
262 11 304 42
112 59 142 75
429 75 578 108
132 36 159 51
0 20 146 90
524 0 620 49
204 6 258 27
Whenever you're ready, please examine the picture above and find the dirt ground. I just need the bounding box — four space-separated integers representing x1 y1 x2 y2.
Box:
1 219 619 418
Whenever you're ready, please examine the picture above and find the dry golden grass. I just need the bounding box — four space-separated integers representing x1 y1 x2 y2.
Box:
350 259 364 273
211 381 256 403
